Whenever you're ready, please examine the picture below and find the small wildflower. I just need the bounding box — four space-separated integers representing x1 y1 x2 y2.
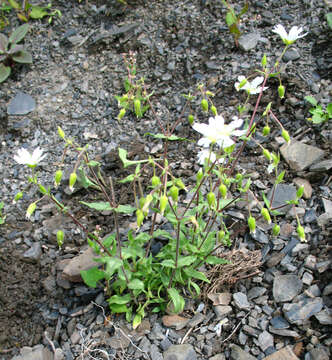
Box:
14 147 46 167
272 24 308 45
235 76 268 95
193 115 246 149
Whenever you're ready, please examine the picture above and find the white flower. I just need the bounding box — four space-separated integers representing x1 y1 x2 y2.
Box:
197 149 224 165
235 76 268 95
193 115 246 149
14 147 46 167
272 24 307 45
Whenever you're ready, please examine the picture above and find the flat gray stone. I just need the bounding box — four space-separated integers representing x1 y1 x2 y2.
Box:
12 345 53 360
309 159 332 172
280 140 325 171
309 346 330 360
230 344 257 360
322 198 332 215
7 91 36 115
283 48 300 62
214 305 233 319
238 33 260 51
268 184 297 214
22 242 42 263
273 275 302 303
269 327 300 338
163 344 197 360
270 316 289 329
284 297 323 325
314 309 332 325
258 330 274 351
233 292 250 310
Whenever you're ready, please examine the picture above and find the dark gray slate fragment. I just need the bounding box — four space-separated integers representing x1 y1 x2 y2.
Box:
7 92 36 115
284 297 323 325
270 316 289 329
268 184 297 214
163 344 197 360
273 275 302 303
309 159 332 172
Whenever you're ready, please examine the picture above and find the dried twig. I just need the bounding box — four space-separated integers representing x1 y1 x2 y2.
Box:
221 312 250 344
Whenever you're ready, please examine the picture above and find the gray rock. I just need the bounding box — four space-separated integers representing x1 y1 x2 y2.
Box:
214 305 232 319
269 327 300 338
273 275 303 303
304 209 317 224
187 313 205 328
230 344 257 360
322 198 332 215
268 184 297 214
7 91 36 115
22 242 42 263
280 140 325 171
262 345 299 359
314 309 332 325
302 272 313 286
106 328 130 349
150 344 163 360
258 330 274 351
163 344 197 360
323 283 332 296
209 354 226 360
12 345 53 360
284 297 323 325
160 337 172 351
238 33 260 51
309 159 332 172
309 345 330 360
316 260 331 273
233 292 250 310
270 316 289 329
283 48 300 62
248 287 267 300
250 228 269 244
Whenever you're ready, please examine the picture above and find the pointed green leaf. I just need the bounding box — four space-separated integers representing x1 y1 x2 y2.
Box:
0 34 8 53
29 6 49 19
12 50 32 64
161 259 175 268
184 268 210 283
109 304 129 313
113 204 136 214
177 256 197 268
128 279 144 290
80 201 113 211
226 11 236 26
167 288 185 314
105 257 123 278
304 96 318 107
9 24 29 44
108 294 131 305
0 64 11 83
80 267 105 288
118 148 148 168
327 103 332 118
118 174 135 183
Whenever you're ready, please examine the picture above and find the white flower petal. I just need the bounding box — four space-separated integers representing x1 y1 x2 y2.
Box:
251 76 264 88
228 117 243 131
197 137 211 148
272 24 288 39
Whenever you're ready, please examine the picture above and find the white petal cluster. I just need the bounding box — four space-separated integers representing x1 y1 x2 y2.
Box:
14 147 46 167
235 76 268 95
272 24 307 45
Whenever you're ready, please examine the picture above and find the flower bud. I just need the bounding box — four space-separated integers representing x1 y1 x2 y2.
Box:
54 170 63 188
134 99 142 117
136 209 144 228
271 152 279 165
142 194 153 213
262 125 270 136
175 179 186 190
39 184 47 195
248 216 256 234
201 99 209 112
281 129 290 143
272 224 280 236
296 185 304 199
263 148 272 161
151 176 161 188
139 197 146 209
211 106 217 116
218 230 225 242
169 186 179 203
57 230 64 248
69 172 77 192
188 114 194 125
26 202 37 219
278 85 285 99
297 225 306 242
196 168 203 184
159 195 168 215
117 108 126 121
13 191 23 204
224 177 231 186
236 173 243 182
261 54 267 67
219 184 227 199
261 208 271 224
58 126 65 140
207 192 216 208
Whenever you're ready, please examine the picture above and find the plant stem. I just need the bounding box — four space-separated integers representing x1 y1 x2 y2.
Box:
168 221 181 289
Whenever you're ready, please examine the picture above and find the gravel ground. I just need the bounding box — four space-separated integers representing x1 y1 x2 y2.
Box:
0 0 331 359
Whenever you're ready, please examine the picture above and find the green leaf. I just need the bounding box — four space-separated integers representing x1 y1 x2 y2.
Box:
144 132 187 141
105 257 123 278
205 256 229 265
12 50 32 64
0 64 11 83
109 304 129 313
0 34 8 52
225 11 237 26
326 12 332 29
128 279 145 290
118 174 135 183
118 148 149 168
80 267 105 288
161 259 175 268
132 313 142 329
80 201 113 211
327 103 332 118
184 268 210 283
114 204 136 214
29 6 49 19
188 280 201 296
7 0 20 10
103 234 115 248
199 232 216 253
229 23 241 36
108 294 132 305
304 95 318 107
276 170 285 185
167 288 185 314
262 192 270 209
9 24 29 44
239 1 249 16
177 256 197 268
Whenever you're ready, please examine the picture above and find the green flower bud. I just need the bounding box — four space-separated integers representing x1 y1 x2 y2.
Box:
134 99 142 117
211 106 217 116
188 114 194 125
262 125 270 136
281 129 290 143
296 185 304 199
13 191 23 203
272 152 279 165
136 209 144 228
117 108 126 121
278 85 285 99
151 176 161 188
142 194 153 213
272 224 280 236
175 179 186 190
261 208 271 224
56 230 64 248
201 99 209 112
236 173 243 182
263 148 272 161
58 126 65 140
219 184 227 199
54 170 63 188
248 216 256 234
196 168 203 184
218 230 225 242
26 202 37 219
139 197 146 210
39 184 47 195
159 195 168 215
169 186 179 203
224 177 231 186
205 91 214 97
261 54 267 67
69 172 77 192
297 225 306 242
207 192 216 208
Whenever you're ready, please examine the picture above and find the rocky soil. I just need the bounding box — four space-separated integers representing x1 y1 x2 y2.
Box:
0 0 331 359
